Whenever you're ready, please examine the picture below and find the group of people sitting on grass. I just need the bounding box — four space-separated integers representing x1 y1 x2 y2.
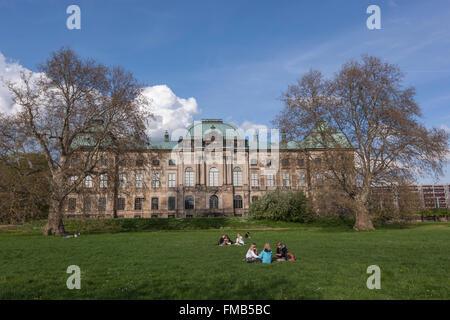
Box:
217 232 250 246
245 242 295 264
217 233 295 264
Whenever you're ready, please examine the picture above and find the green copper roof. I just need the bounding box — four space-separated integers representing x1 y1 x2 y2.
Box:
300 122 352 149
185 119 243 138
71 119 352 151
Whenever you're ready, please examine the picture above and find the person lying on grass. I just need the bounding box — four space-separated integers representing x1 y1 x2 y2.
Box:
275 242 288 261
235 233 245 246
259 243 272 264
245 243 260 263
64 230 80 238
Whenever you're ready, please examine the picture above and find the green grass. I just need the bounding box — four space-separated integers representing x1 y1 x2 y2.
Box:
0 219 448 299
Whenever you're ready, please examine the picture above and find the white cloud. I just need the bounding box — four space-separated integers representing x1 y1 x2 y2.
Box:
0 52 201 141
238 120 272 141
0 52 268 144
441 124 450 132
142 85 200 140
239 120 268 132
0 52 37 114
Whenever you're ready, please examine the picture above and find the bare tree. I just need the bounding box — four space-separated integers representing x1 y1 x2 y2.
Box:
275 56 449 231
2 47 151 235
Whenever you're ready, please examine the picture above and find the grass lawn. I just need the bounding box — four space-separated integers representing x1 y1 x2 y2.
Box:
0 219 448 299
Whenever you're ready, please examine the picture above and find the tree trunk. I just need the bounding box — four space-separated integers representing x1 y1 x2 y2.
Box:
353 204 375 231
353 186 375 231
43 199 66 236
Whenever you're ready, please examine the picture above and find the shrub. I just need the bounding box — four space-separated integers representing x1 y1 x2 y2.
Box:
249 189 314 222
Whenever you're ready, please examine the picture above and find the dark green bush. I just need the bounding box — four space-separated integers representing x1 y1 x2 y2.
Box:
420 208 449 217
249 189 314 222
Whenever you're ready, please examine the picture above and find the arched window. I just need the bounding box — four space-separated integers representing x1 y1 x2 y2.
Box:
85 175 93 188
234 195 243 209
185 195 194 209
233 167 242 186
185 167 194 186
209 195 218 209
209 167 219 186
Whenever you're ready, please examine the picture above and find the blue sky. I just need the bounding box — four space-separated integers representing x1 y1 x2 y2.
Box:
0 0 449 183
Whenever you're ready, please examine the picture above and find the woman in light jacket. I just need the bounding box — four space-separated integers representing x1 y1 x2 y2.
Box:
259 243 272 264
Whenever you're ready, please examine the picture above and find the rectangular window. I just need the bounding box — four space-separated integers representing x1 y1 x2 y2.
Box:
168 214 175 218
136 159 144 167
233 170 242 186
70 176 78 185
134 197 144 210
152 173 160 188
297 159 305 167
68 198 76 211
209 169 219 186
185 196 194 209
168 197 176 210
83 197 91 211
267 174 274 187
119 173 126 188
282 173 290 187
316 173 323 185
298 171 305 187
185 169 194 187
99 174 108 188
234 196 243 209
151 197 159 210
152 159 160 166
250 159 257 166
136 173 143 188
117 197 125 210
168 159 176 166
168 173 176 188
251 173 258 187
100 156 108 166
98 197 106 211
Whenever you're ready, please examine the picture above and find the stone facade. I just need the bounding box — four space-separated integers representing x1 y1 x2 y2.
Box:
65 119 353 218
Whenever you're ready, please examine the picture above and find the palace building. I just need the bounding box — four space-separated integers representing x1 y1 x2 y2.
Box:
65 119 353 218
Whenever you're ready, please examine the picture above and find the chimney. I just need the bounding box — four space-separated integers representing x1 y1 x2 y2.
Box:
164 130 169 142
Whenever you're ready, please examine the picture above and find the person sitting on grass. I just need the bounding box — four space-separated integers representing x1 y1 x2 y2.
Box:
217 234 227 246
224 234 233 246
245 243 260 263
275 242 288 261
259 243 272 264
235 233 245 246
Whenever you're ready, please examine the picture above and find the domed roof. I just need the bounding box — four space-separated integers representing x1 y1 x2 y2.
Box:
185 119 243 139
